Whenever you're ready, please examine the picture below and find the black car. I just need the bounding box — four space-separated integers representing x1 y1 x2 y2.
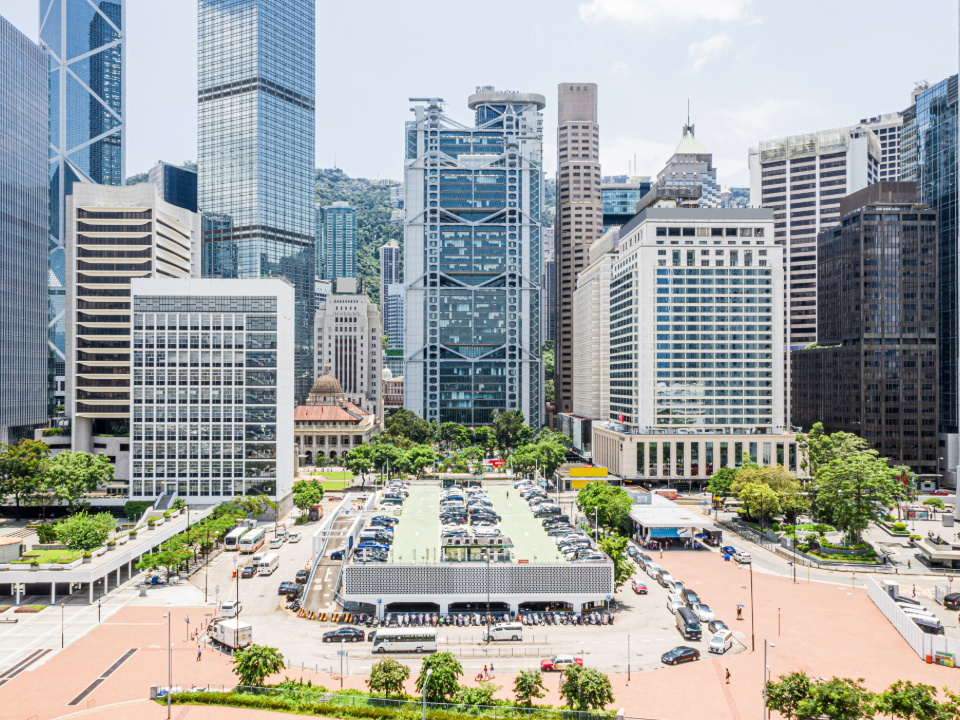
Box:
944 593 960 610
240 566 256 578
371 516 398 526
295 570 310 584
286 583 305 601
278 581 296 595
323 627 365 643
547 525 575 536
680 588 700 607
330 549 345 560
708 619 730 635
662 646 700 666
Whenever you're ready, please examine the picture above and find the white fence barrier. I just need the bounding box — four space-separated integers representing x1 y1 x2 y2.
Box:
867 576 959 666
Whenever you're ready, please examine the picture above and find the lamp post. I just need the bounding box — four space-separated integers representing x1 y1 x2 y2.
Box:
627 634 631 683
163 612 172 719
594 508 599 542
423 668 433 720
749 561 755 652
763 640 776 720
483 551 491 642
61 603 65 648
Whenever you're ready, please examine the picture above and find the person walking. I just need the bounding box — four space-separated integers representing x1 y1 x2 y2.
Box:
725 668 730 684
736 607 743 621
483 664 488 679
489 663 494 677
196 643 202 662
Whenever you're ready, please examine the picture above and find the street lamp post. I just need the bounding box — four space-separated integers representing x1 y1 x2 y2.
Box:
749 561 755 652
483 552 491 641
627 634 631 683
163 612 172 719
61 603 65 648
763 640 776 720
423 668 433 720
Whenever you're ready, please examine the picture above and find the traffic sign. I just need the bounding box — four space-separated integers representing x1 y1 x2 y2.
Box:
215 584 220 593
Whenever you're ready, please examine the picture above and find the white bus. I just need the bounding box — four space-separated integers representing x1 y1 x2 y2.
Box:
372 628 437 654
224 528 248 551
239 528 266 554
257 553 280 576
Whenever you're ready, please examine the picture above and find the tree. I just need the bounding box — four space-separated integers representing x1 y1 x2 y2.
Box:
737 482 781 528
366 657 410 698
292 482 323 513
797 676 874 720
439 423 468 449
370 443 405 480
0 439 50 520
232 644 285 687
533 427 571 449
766 671 813 720
735 464 799 495
400 445 435 480
43 451 115 512
815 452 900 543
707 466 739 499
513 669 547 707
54 510 116 552
492 410 533 456
471 427 495 457
599 535 636 592
559 665 615 711
875 680 942 720
796 423 872 478
453 683 499 706
385 409 433 444
415 652 462 703
344 445 374 485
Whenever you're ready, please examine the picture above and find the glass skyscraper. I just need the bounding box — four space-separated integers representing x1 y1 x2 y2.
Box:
900 75 959 477
40 0 125 384
319 202 356 281
198 0 316 404
403 89 545 427
0 16 49 442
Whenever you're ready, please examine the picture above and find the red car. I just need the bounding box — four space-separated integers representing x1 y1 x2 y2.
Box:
631 580 648 595
931 490 950 496
541 655 582 672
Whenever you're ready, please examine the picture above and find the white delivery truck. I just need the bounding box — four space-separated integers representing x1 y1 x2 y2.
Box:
209 618 252 650
258 553 280 575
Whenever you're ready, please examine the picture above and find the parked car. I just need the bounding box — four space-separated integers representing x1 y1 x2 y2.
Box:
278 581 296 595
541 655 582 672
691 603 715 622
671 581 686 594
288 532 302 543
656 571 675 588
627 546 643 563
666 595 685 614
708 619 730 635
330 550 344 560
295 570 310 584
285 583 305 601
661 646 700 666
680 588 701 607
944 593 960 610
931 490 950 496
323 627 365 643
269 537 284 549
720 546 736 556
240 566 256 579
708 630 734 654
733 551 751 565
631 580 648 595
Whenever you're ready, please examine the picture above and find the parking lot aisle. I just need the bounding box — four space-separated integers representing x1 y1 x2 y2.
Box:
389 485 439 563
485 485 564 563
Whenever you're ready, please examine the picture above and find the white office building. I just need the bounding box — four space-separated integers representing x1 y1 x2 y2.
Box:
748 126 880 347
314 277 382 426
384 283 404 351
859 112 903 181
657 123 720 208
128 277 295 505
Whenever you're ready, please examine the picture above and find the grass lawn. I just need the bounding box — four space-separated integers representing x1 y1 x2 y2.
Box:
11 549 83 565
312 471 353 481
321 480 348 492
797 523 837 532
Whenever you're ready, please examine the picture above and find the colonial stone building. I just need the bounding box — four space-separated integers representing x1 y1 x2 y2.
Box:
294 365 376 465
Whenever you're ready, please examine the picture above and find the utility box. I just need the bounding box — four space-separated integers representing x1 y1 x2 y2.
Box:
0 537 22 563
879 579 899 599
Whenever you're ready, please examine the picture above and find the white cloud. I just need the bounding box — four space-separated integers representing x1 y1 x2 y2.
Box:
579 0 751 28
688 32 732 72
609 61 629 75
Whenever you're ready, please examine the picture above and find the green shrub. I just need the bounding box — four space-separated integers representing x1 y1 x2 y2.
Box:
884 514 896 522
83 553 92 559
163 512 172 519
35 522 61 544
42 427 66 437
892 522 907 532
923 498 945 509
124 500 153 521
910 535 922 541
772 522 782 532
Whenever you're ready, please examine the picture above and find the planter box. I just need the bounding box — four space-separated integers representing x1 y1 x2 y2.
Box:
82 557 91 564
169 509 180 518
106 545 116 552
117 537 127 546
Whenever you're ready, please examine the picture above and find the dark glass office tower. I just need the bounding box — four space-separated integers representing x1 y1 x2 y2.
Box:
792 183 939 478
40 0 125 401
198 0 316 404
0 17 49 442
900 76 959 481
149 161 198 213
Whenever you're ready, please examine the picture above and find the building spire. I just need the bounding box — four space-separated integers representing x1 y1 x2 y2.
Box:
683 100 694 138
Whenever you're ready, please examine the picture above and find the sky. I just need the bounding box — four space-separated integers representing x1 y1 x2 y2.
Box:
3 0 958 188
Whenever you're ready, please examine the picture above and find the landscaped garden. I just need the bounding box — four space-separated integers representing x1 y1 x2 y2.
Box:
9 549 83 565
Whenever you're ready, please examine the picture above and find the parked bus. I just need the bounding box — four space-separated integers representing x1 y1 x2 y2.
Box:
372 628 438 654
238 528 266 554
224 528 248 552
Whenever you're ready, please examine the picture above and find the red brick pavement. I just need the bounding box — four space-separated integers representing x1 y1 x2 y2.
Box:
5 551 960 720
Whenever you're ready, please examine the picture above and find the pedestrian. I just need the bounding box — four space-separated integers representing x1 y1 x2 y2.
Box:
660 545 663 559
913 584 916 597
196 643 202 662
725 668 730 684
558 670 563 690
909 560 912 570
483 664 488 679
736 607 743 621
490 663 494 677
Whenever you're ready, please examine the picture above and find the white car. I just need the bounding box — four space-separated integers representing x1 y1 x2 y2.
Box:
692 603 715 622
733 551 752 565
288 532 302 543
666 594 684 614
269 537 284 549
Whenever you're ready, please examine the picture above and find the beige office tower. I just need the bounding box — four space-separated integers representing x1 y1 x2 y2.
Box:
554 83 602 419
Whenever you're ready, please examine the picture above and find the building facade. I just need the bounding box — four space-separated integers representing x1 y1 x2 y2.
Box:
198 0 315 405
314 278 382 424
0 17 49 442
382 369 404 419
555 83 602 418
295 367 376 465
608 207 783 432
656 125 719 208
900 75 960 481
601 176 651 231
320 202 357 282
542 227 555 343
860 112 903 181
748 127 881 349
66 183 201 473
571 244 615 421
41 0 126 393
128 278 295 503
149 161 198 213
403 88 544 427
792 183 938 479
380 239 401 304
384 283 404 351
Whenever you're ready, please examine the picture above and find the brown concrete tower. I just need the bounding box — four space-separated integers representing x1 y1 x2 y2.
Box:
554 83 602 419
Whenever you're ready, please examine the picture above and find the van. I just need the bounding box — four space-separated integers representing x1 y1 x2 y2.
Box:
269 537 284 549
257 553 280 576
219 600 243 618
482 622 523 642
915 618 946 635
645 562 662 579
708 630 734 654
251 553 264 567
676 606 702 640
276 527 288 539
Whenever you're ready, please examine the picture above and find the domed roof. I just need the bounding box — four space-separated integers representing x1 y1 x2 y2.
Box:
382 367 394 380
309 364 343 397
